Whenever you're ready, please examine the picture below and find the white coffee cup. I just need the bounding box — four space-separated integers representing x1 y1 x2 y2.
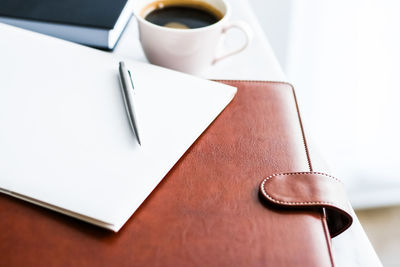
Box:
133 0 252 74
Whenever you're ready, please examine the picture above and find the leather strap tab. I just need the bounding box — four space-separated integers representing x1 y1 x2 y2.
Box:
259 172 353 237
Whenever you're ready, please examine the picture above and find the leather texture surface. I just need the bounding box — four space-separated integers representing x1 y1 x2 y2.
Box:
0 80 336 267
259 172 352 237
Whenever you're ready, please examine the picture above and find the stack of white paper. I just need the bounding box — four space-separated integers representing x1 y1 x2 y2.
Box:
0 23 236 231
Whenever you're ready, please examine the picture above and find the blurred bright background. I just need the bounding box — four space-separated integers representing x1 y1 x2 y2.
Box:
248 0 400 266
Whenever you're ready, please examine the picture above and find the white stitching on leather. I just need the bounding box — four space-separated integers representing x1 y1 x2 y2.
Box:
214 80 294 88
260 172 342 206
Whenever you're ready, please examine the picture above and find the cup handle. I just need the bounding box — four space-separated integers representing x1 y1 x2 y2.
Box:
213 21 253 64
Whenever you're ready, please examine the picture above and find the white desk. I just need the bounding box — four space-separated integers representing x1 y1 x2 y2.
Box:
112 1 381 266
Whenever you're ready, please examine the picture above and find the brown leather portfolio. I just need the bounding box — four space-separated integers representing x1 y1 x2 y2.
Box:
0 81 352 266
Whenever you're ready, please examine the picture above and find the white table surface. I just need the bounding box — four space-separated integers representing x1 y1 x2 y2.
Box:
111 1 382 266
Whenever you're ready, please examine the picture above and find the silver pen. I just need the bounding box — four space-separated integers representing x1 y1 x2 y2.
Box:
118 61 141 145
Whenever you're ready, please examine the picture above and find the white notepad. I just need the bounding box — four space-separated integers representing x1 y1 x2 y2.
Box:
0 23 236 231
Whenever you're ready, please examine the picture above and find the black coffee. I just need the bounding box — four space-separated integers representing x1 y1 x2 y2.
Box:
144 3 222 29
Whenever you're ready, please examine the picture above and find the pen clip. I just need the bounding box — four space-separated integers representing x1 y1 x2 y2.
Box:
127 70 135 91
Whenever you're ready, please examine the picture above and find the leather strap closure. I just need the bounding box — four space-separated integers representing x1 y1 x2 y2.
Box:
259 172 353 237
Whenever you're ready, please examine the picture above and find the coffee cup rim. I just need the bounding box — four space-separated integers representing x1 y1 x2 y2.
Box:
133 0 231 33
